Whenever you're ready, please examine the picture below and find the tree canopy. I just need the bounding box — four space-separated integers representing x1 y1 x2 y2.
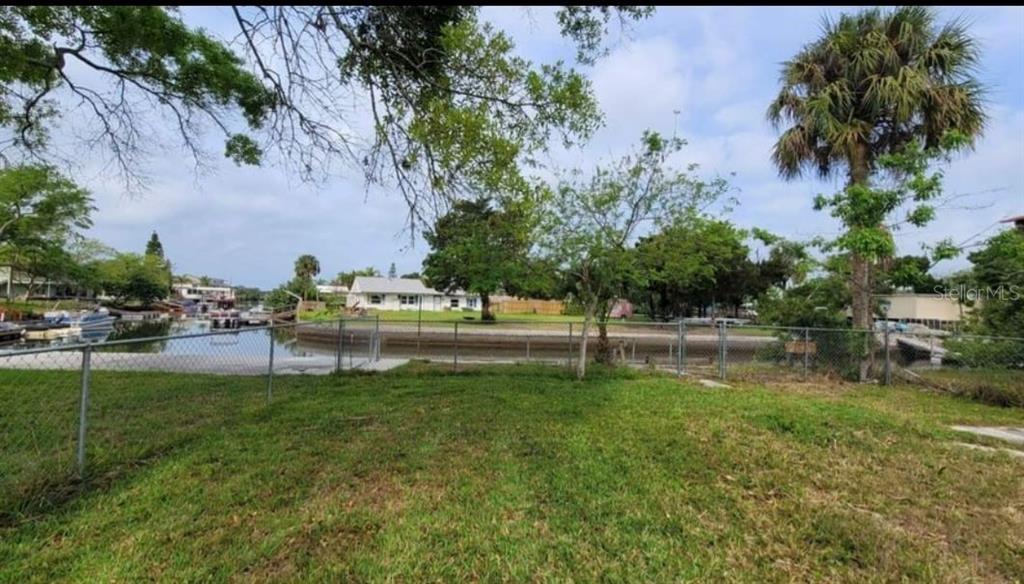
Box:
334 267 380 288
1 6 651 225
422 196 535 320
540 131 730 378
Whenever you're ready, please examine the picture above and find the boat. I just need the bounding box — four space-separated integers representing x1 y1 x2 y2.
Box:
0 322 25 344
209 309 241 329
240 304 272 326
21 321 79 341
45 307 118 330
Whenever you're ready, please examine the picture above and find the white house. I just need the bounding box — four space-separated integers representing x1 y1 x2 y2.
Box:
346 277 479 311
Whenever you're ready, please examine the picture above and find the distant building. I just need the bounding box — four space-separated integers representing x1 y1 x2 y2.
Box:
871 293 969 329
315 283 349 296
346 277 479 311
1 265 88 300
171 279 235 308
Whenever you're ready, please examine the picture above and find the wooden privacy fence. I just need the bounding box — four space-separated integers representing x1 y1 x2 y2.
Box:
493 299 564 315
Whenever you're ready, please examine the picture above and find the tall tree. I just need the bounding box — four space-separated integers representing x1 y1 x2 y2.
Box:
541 131 729 379
965 227 1024 337
632 215 749 320
422 196 535 321
768 6 985 379
145 232 165 259
293 254 320 300
144 231 172 290
0 165 93 249
95 253 171 306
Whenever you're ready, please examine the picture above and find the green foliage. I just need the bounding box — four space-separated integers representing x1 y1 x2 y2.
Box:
555 6 655 65
541 131 730 377
0 165 95 297
964 228 1024 338
0 6 275 168
335 267 381 288
814 138 966 263
95 253 171 305
144 232 164 259
233 286 263 305
876 255 943 293
769 5 986 340
758 275 852 329
768 6 985 181
265 277 316 310
293 255 320 280
0 165 93 247
632 215 749 319
422 197 536 320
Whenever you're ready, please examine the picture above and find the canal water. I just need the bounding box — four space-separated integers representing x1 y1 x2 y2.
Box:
9 319 330 358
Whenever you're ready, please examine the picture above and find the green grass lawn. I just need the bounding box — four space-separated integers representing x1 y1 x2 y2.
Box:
1 364 1022 581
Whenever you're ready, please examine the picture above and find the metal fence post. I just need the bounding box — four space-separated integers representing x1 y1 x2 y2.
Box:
680 321 687 375
803 327 810 380
676 320 683 377
453 321 459 371
718 321 727 380
568 323 573 370
77 344 92 478
374 315 381 361
266 324 275 403
884 323 891 385
342 315 350 370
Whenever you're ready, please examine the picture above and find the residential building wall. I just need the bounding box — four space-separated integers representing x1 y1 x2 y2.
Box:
346 292 478 312
875 294 966 324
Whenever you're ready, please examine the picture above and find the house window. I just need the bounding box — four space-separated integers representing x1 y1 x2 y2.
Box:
370 294 383 305
450 298 459 308
399 295 418 306
467 298 478 309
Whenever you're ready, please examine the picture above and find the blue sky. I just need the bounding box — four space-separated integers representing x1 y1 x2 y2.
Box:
81 6 1024 289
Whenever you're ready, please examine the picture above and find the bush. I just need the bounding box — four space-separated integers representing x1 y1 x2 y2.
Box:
944 337 1024 370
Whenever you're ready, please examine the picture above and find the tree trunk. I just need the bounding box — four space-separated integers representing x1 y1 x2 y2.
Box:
481 292 494 321
595 318 611 364
848 143 874 381
576 300 596 380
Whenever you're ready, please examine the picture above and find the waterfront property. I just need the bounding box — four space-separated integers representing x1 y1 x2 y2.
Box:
346 276 479 311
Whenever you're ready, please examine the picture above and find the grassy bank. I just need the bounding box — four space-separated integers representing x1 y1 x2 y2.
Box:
1 364 1022 581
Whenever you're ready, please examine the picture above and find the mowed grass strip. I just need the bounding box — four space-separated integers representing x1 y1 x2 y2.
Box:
1 363 1022 581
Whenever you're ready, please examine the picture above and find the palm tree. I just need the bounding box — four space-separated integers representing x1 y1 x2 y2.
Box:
768 6 985 377
294 254 320 280
294 254 320 300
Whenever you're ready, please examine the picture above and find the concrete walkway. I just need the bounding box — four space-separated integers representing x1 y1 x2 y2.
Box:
950 426 1024 446
0 351 409 376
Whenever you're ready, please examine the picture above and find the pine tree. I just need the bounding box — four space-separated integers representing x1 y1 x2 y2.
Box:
388 262 397 279
145 231 164 259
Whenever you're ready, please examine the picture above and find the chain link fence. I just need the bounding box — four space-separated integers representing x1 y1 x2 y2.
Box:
2 316 1020 520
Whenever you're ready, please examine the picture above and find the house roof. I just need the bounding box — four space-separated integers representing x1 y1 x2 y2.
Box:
999 214 1024 223
352 277 448 295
